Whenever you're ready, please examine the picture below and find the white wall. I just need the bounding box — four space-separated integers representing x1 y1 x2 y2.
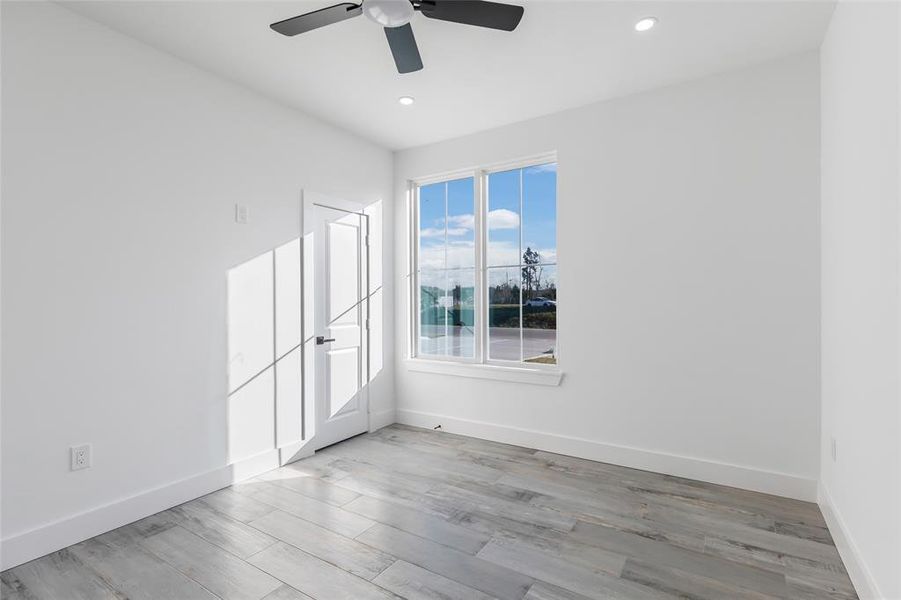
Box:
394 53 821 501
0 1 394 569
819 2 901 598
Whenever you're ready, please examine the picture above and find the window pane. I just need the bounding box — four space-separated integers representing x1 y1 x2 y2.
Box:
419 182 446 270
487 169 521 267
488 266 521 361
446 178 475 269
419 269 474 358
419 269 446 356
446 269 475 358
523 265 557 365
523 163 557 265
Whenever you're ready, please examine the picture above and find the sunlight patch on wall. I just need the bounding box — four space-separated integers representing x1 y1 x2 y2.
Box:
226 238 302 464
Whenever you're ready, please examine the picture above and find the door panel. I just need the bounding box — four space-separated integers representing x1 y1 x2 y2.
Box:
327 219 361 322
327 347 361 418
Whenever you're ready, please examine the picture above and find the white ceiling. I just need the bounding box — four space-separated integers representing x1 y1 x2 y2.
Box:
62 1 835 150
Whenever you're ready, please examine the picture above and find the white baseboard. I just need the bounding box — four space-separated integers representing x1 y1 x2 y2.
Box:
0 411 821 572
278 440 315 466
817 483 883 600
396 408 818 502
0 450 281 571
370 408 396 432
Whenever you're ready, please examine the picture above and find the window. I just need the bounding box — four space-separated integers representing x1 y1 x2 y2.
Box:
417 176 476 359
411 157 558 371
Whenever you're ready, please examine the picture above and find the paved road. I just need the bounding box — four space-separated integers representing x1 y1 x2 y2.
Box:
420 325 555 361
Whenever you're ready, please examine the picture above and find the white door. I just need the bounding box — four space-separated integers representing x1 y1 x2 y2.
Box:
306 195 370 450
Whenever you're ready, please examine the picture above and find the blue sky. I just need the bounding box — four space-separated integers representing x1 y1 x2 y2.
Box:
419 163 557 278
488 163 557 266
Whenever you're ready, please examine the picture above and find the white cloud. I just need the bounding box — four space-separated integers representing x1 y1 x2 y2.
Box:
488 241 557 267
488 209 519 230
422 239 556 271
420 214 473 239
420 242 476 271
418 208 554 272
420 228 445 239
421 227 471 239
487 241 520 266
419 247 444 271
538 248 557 264
447 214 474 230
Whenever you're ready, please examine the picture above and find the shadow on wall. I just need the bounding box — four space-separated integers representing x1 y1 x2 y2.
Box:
225 199 384 467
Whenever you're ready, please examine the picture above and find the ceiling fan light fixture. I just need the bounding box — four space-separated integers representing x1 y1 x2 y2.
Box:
270 0 526 75
363 0 415 28
634 17 658 32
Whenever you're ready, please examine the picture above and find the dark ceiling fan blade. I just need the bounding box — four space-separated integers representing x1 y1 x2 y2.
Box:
384 24 423 74
418 0 523 31
270 3 362 36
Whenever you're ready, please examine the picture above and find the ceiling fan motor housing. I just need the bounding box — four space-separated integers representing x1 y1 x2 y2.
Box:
362 0 415 28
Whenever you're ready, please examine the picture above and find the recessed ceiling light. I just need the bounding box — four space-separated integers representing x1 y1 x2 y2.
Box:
398 96 415 106
635 17 657 32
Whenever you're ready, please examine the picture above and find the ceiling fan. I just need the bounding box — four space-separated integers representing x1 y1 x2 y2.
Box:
270 0 525 74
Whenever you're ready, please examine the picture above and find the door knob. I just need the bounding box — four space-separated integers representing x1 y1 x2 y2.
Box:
316 336 336 345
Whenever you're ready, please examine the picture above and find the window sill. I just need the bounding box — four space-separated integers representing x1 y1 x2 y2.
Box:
405 359 564 387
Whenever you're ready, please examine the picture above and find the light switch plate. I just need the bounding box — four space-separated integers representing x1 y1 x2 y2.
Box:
235 204 249 224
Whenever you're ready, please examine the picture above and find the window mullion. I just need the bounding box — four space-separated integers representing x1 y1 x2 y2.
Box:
518 167 524 363
443 182 449 354
476 170 487 365
411 183 420 359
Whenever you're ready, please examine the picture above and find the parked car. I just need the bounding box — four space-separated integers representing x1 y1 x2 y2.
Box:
524 297 556 308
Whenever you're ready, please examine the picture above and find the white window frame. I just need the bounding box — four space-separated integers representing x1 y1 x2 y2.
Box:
406 152 562 386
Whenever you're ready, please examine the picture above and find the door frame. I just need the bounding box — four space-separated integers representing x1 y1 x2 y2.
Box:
302 189 372 452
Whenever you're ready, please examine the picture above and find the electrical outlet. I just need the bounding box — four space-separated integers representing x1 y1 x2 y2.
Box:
235 204 249 224
71 444 92 471
831 437 837 462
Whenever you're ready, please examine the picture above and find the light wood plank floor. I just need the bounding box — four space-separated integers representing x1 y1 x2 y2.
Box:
2 424 858 600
